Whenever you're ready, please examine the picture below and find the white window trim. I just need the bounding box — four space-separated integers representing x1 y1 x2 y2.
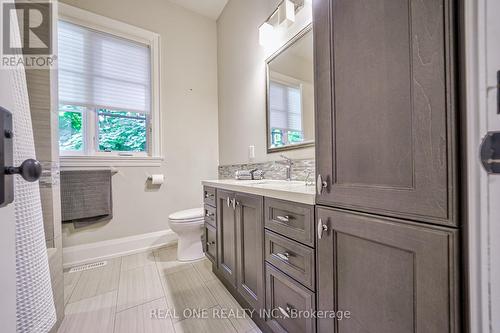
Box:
58 3 162 167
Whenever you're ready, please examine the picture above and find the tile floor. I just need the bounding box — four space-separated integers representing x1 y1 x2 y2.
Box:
58 246 262 333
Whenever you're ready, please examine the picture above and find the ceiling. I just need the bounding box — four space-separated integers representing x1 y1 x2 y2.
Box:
168 0 229 20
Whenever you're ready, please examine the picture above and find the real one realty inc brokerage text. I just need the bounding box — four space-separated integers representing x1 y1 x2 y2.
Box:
150 308 352 320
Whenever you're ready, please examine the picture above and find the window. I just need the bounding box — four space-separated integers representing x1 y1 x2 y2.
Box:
269 80 304 148
96 109 147 152
57 4 160 165
58 104 84 152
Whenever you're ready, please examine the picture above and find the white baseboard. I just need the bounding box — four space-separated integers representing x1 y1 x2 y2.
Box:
62 229 177 269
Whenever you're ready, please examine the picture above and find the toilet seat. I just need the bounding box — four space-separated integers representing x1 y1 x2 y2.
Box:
169 219 203 225
168 208 204 223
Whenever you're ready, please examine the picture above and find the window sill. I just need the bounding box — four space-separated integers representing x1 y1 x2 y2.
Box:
60 155 163 167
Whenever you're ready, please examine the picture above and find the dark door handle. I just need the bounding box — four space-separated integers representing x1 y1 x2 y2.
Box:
480 131 500 174
5 158 42 182
1 107 42 207
1 106 13 207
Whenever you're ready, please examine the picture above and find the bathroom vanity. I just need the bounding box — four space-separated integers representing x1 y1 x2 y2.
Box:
202 179 459 333
202 180 316 333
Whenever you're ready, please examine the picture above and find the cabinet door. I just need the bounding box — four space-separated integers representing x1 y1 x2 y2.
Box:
216 189 237 287
236 192 264 310
316 207 459 333
314 0 458 226
204 223 217 264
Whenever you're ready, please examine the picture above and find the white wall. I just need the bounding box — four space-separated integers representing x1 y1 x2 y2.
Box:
217 0 314 165
60 0 219 247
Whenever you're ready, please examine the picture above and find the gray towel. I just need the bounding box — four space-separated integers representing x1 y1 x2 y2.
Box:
60 170 113 228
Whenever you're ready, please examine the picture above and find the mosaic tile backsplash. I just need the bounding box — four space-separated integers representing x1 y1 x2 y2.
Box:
219 158 315 182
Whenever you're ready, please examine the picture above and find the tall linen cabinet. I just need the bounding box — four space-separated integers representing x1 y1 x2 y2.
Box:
312 0 462 332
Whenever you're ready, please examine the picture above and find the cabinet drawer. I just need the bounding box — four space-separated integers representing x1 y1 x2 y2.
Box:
264 198 315 247
265 230 315 291
203 186 216 206
204 204 216 227
204 223 216 264
266 264 316 333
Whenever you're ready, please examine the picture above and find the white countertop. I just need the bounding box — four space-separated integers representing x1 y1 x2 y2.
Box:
202 179 316 205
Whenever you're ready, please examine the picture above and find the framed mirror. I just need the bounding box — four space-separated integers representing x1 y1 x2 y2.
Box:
266 25 314 153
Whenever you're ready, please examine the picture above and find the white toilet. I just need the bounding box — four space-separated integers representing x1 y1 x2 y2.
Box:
168 208 205 261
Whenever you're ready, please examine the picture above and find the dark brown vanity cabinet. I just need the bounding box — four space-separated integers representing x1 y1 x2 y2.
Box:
265 230 315 291
216 189 265 310
216 189 237 287
313 0 459 227
312 0 463 330
266 264 316 333
316 207 460 333
203 224 217 264
203 186 216 207
264 198 317 333
265 198 315 247
203 187 217 265
235 192 265 311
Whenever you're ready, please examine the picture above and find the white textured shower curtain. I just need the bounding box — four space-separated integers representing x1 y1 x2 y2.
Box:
6 6 57 333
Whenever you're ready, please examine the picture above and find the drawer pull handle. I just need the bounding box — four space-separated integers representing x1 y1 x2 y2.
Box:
276 215 290 223
278 305 293 318
317 218 328 240
276 252 290 261
232 198 237 210
205 212 214 217
227 197 231 207
206 241 216 246
205 193 214 199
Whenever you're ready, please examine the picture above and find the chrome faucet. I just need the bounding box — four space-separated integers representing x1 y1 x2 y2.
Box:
304 169 314 186
278 154 294 181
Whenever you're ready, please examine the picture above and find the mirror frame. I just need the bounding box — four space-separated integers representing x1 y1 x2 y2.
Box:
266 23 314 154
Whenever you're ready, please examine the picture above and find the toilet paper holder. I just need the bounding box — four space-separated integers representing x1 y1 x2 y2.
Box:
146 174 164 185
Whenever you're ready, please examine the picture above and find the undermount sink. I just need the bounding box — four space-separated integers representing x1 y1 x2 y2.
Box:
254 180 307 187
232 179 311 188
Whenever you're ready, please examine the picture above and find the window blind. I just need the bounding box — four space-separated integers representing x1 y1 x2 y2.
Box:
269 80 302 131
58 20 151 114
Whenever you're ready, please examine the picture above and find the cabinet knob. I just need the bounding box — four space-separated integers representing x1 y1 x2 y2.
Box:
316 174 328 195
317 218 328 240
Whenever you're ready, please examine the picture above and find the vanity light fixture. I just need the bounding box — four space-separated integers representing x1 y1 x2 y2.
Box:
259 0 305 47
259 22 274 46
278 0 296 26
